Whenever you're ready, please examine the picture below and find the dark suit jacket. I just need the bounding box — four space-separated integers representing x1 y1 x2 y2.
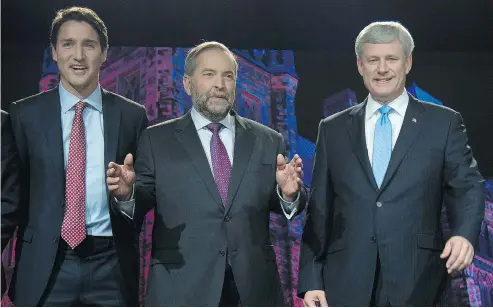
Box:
132 110 306 306
1 110 20 296
3 87 148 306
298 95 484 306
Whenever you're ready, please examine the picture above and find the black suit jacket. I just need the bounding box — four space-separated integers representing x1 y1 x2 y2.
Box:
298 95 484 306
132 110 306 306
1 110 20 296
3 87 148 306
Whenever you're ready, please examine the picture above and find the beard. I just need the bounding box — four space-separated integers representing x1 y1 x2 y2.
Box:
190 82 235 122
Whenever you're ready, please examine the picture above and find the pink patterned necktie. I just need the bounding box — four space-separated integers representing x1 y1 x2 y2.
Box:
61 101 87 249
207 123 232 207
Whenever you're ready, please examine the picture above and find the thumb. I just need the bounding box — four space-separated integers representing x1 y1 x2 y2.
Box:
124 153 134 170
277 154 286 169
440 240 451 259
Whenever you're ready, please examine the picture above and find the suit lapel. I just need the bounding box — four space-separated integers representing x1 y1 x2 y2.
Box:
102 89 121 168
42 87 66 200
346 100 379 190
175 111 223 207
379 95 426 191
225 112 255 214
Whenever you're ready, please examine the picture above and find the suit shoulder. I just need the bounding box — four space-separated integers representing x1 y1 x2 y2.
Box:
144 116 181 135
418 99 459 118
10 89 56 111
242 117 282 139
320 104 357 127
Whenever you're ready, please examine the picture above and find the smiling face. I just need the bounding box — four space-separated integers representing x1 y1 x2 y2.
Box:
183 48 237 122
52 20 107 98
357 39 412 104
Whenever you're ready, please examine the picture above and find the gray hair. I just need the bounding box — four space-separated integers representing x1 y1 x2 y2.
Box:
184 41 238 77
355 21 415 58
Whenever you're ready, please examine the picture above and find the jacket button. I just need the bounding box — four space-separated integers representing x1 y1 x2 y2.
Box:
219 250 226 256
376 201 383 208
224 216 231 222
371 236 376 243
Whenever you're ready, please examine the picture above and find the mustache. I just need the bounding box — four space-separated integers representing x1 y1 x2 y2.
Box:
207 92 229 99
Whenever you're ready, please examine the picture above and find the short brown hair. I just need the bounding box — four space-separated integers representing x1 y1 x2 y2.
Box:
184 41 238 77
50 7 108 51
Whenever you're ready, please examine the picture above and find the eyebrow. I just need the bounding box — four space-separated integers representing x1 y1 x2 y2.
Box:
201 68 235 75
59 38 99 44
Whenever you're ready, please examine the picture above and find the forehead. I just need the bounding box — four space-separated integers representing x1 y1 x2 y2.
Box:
194 48 235 71
361 40 405 57
57 20 99 42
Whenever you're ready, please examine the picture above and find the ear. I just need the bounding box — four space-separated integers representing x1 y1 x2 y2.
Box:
405 54 413 74
51 44 57 62
356 57 364 76
101 47 108 64
183 74 192 96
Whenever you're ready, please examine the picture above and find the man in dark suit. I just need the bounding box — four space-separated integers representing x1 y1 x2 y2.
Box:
2 7 148 306
1 110 21 297
106 41 307 306
299 21 485 306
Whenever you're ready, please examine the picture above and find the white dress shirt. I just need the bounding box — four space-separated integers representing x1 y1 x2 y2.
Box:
365 90 409 165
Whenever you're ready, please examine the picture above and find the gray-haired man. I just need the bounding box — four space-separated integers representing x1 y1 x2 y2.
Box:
298 21 484 306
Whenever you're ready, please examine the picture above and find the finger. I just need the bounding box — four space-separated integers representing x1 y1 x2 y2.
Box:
446 242 460 270
108 184 119 191
106 168 115 176
464 248 474 268
108 161 119 169
440 241 452 259
124 153 134 169
319 294 328 307
450 242 468 272
277 154 286 169
295 157 303 167
457 245 474 271
106 177 120 185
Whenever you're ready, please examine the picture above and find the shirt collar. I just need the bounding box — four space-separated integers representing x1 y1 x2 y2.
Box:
59 82 103 114
365 90 409 121
190 107 235 132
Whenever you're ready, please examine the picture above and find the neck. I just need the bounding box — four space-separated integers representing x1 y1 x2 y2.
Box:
60 78 99 99
372 90 404 105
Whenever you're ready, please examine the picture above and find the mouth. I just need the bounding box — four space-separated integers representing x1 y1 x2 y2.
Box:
70 65 88 75
209 95 228 100
374 77 393 84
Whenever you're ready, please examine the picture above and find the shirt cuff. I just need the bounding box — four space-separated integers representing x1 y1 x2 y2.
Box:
114 185 135 219
277 184 300 220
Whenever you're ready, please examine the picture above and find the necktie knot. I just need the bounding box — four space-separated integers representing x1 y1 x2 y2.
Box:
207 123 224 134
75 101 87 116
378 105 392 116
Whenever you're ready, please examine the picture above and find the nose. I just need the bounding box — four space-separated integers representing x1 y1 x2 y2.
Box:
213 75 226 90
73 44 85 61
377 60 388 74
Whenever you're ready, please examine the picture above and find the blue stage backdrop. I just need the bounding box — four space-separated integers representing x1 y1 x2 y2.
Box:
2 46 492 306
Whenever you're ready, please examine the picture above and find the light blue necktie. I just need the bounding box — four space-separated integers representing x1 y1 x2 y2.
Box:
372 105 393 188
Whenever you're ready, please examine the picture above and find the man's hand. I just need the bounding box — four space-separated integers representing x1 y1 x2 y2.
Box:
440 236 474 273
106 153 135 201
304 290 328 307
276 154 303 201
